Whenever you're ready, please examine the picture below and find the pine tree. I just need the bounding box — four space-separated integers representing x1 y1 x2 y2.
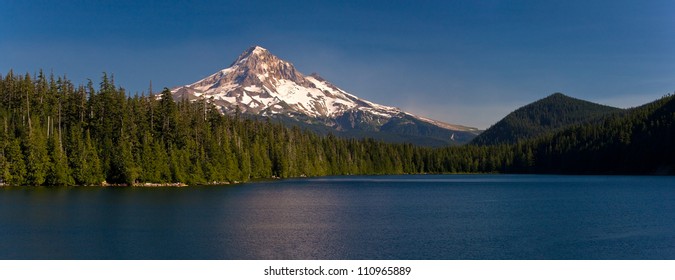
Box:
25 118 49 185
46 132 74 186
5 139 27 185
74 130 104 185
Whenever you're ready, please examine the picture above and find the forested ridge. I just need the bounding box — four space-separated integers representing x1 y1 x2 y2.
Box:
472 93 625 146
523 94 675 174
0 71 673 186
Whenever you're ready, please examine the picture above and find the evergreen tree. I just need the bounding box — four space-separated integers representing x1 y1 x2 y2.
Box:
5 139 27 185
46 132 74 186
25 118 49 185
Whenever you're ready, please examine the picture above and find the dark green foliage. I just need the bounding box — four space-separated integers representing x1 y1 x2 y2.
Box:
4 139 27 185
25 118 49 185
472 93 624 145
524 94 675 174
46 133 75 186
0 70 672 186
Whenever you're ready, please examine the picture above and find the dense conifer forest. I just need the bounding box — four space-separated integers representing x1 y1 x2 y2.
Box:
0 71 673 186
471 93 625 145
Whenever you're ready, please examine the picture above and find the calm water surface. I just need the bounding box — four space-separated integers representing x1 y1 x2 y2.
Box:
1 175 674 259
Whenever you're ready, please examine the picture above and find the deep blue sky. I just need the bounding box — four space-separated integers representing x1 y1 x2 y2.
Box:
2 0 674 128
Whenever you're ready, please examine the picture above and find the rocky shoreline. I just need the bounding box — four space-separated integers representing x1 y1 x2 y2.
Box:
96 182 185 187
101 181 241 187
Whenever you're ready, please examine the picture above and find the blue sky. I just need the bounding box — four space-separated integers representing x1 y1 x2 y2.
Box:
2 0 674 128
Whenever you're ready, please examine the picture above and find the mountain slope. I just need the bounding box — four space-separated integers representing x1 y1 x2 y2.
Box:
526 94 675 174
471 93 624 145
171 46 480 146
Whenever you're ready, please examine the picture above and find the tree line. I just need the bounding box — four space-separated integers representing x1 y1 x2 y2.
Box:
0 71 672 186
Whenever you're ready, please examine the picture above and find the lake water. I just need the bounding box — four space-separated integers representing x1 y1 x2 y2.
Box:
1 175 674 259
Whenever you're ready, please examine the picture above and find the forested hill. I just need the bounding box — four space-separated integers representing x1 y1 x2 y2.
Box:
472 93 624 145
524 93 675 174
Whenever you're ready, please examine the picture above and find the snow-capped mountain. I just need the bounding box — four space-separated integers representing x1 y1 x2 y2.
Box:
171 46 480 146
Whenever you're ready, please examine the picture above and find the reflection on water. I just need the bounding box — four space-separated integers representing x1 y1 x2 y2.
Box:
1 175 675 259
219 183 351 259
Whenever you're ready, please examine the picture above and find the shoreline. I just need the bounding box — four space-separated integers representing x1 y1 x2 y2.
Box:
1 172 671 188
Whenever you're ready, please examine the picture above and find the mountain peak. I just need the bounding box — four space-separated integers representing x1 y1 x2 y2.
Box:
172 46 480 146
542 92 573 101
251 45 267 52
245 45 269 56
549 92 568 98
225 45 306 84
231 45 273 66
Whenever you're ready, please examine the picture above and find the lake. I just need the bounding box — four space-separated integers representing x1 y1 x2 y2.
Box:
1 174 674 259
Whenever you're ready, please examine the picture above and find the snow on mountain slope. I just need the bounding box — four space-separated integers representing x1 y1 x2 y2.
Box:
171 46 480 145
